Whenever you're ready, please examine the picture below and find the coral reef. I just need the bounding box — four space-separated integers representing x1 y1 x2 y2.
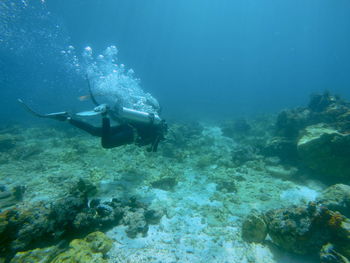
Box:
9 232 112 263
10 246 61 263
265 203 335 255
0 179 163 261
2 94 350 262
265 165 298 180
317 184 350 218
264 91 350 183
150 176 178 191
320 243 350 263
0 185 25 210
263 136 298 164
242 199 350 261
297 124 350 182
275 108 311 139
50 231 112 263
241 212 267 243
0 132 25 164
0 134 17 151
221 119 252 138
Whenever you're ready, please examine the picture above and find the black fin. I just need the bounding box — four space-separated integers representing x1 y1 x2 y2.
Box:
17 99 47 118
18 99 68 120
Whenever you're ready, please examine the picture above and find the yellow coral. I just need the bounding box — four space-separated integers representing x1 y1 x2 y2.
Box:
84 231 113 255
10 246 60 263
50 232 112 263
10 232 113 263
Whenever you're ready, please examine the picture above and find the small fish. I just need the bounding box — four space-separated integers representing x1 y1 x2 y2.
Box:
78 93 103 101
78 94 91 101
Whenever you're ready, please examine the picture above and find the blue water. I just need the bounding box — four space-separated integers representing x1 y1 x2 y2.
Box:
1 2 350 262
1 0 350 123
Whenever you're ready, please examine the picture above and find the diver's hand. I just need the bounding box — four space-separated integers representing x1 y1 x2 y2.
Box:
94 104 109 116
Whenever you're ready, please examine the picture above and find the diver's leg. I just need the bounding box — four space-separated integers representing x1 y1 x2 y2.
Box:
68 118 102 137
101 118 134 148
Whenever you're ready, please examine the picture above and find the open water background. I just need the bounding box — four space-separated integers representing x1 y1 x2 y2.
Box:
1 0 350 123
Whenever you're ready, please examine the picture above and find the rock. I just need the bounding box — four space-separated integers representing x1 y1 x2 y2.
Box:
336 218 350 259
308 92 338 113
82 231 113 255
0 178 163 261
231 145 257 166
265 203 332 255
264 202 350 260
0 134 17 151
69 178 97 198
13 144 42 160
241 213 267 243
0 184 131 258
0 185 26 210
308 92 350 130
336 110 350 133
297 124 350 183
151 177 178 191
320 243 350 263
221 119 251 138
216 180 237 193
275 108 310 139
317 184 350 217
263 137 298 164
144 209 164 225
265 165 298 179
265 93 350 181
122 208 148 238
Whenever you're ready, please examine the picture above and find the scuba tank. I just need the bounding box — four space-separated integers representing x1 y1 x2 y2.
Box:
118 107 162 125
84 76 163 126
76 104 163 126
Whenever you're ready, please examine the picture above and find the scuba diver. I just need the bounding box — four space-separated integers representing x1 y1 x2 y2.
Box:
18 82 167 152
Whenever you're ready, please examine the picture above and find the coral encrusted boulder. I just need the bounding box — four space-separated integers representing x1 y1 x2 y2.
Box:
241 213 267 243
297 124 350 183
264 203 350 259
317 184 350 218
50 231 113 263
10 232 112 263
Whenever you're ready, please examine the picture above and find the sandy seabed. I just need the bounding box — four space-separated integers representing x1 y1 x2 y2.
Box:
0 121 321 263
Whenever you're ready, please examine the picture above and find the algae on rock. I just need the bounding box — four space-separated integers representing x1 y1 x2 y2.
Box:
241 213 267 243
317 184 350 217
297 124 350 183
10 246 61 263
51 231 112 263
10 232 112 263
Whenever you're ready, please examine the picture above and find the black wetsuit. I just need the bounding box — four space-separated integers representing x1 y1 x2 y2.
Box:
69 117 165 151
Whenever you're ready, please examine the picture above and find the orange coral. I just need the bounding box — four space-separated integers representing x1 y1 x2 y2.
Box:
328 211 344 229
